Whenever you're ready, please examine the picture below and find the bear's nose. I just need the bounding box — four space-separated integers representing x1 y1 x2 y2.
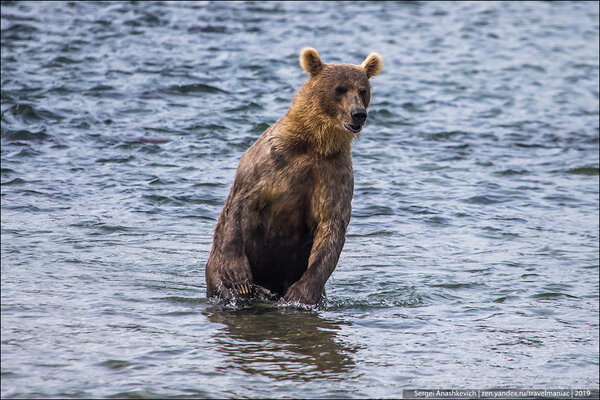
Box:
351 109 367 124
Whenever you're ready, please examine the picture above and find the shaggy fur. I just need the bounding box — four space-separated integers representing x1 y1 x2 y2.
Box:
205 48 382 305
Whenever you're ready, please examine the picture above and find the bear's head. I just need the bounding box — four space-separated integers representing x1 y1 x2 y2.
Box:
285 47 382 156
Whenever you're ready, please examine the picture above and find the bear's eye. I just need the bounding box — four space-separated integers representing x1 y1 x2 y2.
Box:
359 89 367 98
335 86 347 95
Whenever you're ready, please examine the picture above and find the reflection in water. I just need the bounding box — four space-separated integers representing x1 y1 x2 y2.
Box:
203 303 357 381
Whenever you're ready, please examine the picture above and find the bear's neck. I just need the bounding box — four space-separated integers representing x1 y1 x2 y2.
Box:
280 101 354 158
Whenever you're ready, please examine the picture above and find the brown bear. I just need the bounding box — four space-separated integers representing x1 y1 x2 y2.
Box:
205 47 382 305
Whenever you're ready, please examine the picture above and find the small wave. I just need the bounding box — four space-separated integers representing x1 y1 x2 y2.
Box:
542 194 581 205
424 216 451 226
207 295 260 311
531 292 579 300
1 128 49 142
401 102 424 112
45 56 83 67
164 83 228 95
70 221 132 235
1 22 39 35
347 230 395 238
414 162 446 172
352 205 395 218
368 108 394 120
325 288 424 311
92 225 132 235
494 169 529 176
250 122 271 134
185 123 229 134
206 293 327 312
426 130 469 140
581 264 599 270
123 11 166 28
95 155 135 164
188 25 229 34
173 195 222 206
2 104 63 124
84 84 121 99
143 194 182 206
463 194 508 205
324 297 423 311
431 282 481 289
1 177 27 186
148 176 173 185
277 298 321 311
564 166 599 176
11 147 43 158
192 182 226 188
98 359 135 370
492 296 518 303
123 136 170 144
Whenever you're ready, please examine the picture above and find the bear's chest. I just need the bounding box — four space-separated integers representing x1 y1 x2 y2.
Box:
254 166 312 230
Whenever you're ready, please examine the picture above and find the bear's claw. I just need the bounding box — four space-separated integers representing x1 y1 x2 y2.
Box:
232 281 252 296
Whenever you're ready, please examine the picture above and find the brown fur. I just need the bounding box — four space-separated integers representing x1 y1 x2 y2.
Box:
205 48 382 305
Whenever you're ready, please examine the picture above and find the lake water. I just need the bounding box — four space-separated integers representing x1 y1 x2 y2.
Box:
1 1 599 398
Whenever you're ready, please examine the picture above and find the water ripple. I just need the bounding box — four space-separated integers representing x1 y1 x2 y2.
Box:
1 1 598 398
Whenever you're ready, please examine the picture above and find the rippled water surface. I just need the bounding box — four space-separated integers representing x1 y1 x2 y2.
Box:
2 1 599 398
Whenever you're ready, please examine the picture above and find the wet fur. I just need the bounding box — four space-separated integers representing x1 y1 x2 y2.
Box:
205 48 382 305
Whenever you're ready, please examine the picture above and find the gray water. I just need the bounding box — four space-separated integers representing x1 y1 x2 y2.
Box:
1 1 599 398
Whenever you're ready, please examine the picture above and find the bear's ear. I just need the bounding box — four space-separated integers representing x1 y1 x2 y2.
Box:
360 52 383 79
299 47 324 76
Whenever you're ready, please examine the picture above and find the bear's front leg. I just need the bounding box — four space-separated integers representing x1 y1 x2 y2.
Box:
283 220 346 305
205 197 255 299
206 253 253 299
282 273 325 305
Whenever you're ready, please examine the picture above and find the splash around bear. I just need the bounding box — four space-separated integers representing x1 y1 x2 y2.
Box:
205 47 382 305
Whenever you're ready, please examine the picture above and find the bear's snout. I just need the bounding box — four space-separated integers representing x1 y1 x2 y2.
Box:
351 108 367 125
